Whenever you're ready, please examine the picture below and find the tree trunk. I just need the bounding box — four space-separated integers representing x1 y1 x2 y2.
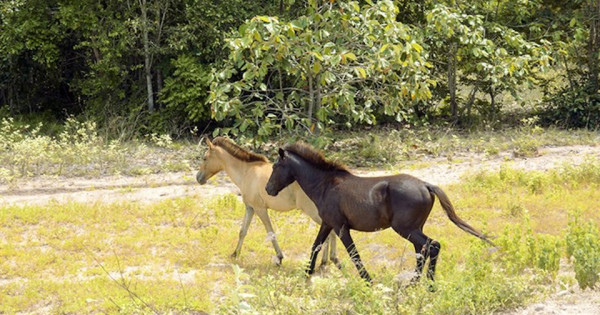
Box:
156 68 163 109
307 68 314 122
588 0 600 94
140 0 155 113
314 74 321 135
448 42 458 122
464 86 478 119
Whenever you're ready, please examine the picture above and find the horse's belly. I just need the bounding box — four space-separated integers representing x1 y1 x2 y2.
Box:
334 191 389 230
350 220 391 232
345 206 392 232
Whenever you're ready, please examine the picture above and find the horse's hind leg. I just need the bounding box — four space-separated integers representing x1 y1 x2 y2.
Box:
254 207 284 265
406 230 441 284
336 225 372 283
320 235 330 266
425 239 441 281
320 232 339 267
395 229 432 283
232 205 255 258
307 224 333 275
328 232 340 267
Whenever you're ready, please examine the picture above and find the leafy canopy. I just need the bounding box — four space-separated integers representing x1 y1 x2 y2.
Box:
207 0 432 140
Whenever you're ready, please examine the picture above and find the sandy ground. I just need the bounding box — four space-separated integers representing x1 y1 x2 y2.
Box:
0 144 599 313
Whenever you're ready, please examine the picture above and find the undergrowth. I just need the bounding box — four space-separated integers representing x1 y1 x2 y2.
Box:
1 161 599 313
1 116 598 182
0 117 200 182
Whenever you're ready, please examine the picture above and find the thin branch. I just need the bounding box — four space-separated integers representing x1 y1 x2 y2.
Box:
86 247 160 314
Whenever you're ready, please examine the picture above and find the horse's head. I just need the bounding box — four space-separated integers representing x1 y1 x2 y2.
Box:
196 138 224 185
266 148 296 196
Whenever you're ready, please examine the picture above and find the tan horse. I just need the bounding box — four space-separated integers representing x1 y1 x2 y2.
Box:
196 137 337 266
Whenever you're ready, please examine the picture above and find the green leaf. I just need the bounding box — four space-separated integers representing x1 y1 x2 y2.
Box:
345 52 357 61
410 42 422 53
311 51 324 61
355 67 367 79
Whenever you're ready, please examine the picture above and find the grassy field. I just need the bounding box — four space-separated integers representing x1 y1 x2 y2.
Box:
1 161 599 313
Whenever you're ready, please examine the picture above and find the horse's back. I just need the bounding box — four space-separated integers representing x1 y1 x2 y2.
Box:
335 173 434 231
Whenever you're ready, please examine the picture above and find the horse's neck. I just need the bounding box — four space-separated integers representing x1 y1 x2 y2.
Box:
219 152 252 187
291 157 332 203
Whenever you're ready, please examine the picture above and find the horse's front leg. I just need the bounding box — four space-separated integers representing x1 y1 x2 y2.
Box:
254 207 284 265
307 223 333 275
336 225 372 283
232 205 255 258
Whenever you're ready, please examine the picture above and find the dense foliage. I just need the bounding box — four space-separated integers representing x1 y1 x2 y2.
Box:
1 0 599 137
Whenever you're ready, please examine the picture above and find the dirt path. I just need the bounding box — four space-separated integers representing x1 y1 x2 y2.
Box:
1 144 598 206
1 144 599 314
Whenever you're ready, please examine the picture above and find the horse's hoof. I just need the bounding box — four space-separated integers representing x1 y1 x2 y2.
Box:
427 283 437 292
272 255 283 266
231 251 239 259
331 258 342 270
409 276 421 285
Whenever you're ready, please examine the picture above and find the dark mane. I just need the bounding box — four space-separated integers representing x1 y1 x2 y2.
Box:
284 142 349 172
213 137 269 163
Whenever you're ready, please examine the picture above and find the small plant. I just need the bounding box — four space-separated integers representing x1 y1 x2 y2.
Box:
217 265 256 314
566 210 600 290
532 234 562 278
147 133 174 148
512 136 539 157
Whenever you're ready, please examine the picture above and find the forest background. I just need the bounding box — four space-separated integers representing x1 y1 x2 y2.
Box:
1 0 599 141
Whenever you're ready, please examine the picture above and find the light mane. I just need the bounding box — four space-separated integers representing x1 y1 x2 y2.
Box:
284 142 348 172
212 137 269 163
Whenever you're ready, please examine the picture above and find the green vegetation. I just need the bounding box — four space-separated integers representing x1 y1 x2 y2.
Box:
1 161 598 313
0 117 200 182
2 1 599 312
2 0 600 137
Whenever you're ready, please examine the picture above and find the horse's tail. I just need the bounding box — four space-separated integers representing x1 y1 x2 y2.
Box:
427 184 495 246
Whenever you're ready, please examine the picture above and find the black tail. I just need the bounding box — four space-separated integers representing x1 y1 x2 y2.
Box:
427 185 494 246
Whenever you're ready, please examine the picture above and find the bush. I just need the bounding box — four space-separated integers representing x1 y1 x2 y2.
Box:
0 116 195 182
566 210 600 289
540 85 600 129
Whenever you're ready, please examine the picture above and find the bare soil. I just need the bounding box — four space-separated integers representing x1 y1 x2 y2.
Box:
1 144 599 313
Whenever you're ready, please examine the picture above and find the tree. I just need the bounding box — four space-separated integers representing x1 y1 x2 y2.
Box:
422 2 552 125
530 0 600 127
207 0 432 141
159 0 284 125
0 0 75 115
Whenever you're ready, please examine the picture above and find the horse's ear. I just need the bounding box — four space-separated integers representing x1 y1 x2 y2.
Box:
278 148 286 158
205 137 213 149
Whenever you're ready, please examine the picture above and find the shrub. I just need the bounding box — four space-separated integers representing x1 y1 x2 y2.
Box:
566 210 600 289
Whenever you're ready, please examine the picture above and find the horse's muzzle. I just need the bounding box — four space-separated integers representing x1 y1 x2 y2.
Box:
196 171 207 185
265 183 279 196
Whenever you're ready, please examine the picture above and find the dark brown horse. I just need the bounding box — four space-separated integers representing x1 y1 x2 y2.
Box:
265 142 494 283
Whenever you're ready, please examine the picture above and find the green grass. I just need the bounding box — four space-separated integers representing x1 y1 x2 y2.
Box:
1 162 599 313
320 125 598 168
